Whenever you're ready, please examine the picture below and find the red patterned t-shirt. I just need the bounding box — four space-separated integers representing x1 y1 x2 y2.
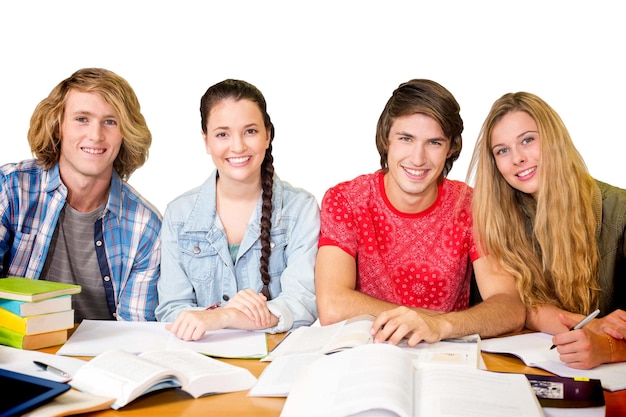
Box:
319 171 479 312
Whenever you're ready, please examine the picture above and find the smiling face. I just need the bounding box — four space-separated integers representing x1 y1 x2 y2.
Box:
490 110 542 198
202 98 270 187
58 90 122 185
383 112 451 213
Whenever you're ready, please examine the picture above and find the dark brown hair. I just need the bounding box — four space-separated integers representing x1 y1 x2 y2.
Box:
375 79 463 179
200 79 275 299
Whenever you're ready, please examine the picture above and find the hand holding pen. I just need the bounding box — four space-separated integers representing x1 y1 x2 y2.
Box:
550 309 600 350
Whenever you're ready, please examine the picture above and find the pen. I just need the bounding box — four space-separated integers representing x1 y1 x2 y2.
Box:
33 361 71 379
549 309 600 350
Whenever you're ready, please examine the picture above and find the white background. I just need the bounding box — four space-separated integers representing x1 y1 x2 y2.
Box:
1 1 624 214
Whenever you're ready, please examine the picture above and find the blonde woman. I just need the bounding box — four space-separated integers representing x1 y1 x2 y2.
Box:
469 91 626 369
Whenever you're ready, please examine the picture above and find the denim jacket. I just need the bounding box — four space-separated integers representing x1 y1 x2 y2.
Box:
156 170 319 332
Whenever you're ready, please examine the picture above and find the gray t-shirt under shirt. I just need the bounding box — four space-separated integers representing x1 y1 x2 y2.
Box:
40 203 112 322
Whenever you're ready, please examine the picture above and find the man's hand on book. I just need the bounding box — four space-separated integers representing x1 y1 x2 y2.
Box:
369 306 447 346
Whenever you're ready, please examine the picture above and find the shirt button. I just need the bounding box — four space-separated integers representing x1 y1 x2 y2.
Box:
193 246 201 254
104 276 111 282
96 240 103 247
270 241 275 248
222 294 230 302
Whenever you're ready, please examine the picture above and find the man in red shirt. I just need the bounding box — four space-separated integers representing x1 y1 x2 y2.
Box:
315 79 525 346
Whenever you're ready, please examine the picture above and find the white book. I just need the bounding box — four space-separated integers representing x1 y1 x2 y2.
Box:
279 343 544 417
262 315 379 361
70 349 257 409
251 333 481 397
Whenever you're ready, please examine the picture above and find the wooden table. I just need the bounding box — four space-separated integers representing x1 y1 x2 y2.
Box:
40 333 626 417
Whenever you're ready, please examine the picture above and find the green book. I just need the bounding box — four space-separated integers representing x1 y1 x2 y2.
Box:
0 325 68 349
0 277 81 302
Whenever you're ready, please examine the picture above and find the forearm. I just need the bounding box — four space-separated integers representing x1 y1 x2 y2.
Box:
526 304 585 334
438 293 525 339
317 288 400 325
218 307 279 330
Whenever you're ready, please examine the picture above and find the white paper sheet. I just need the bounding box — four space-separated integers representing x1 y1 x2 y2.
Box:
55 320 268 358
0 345 86 382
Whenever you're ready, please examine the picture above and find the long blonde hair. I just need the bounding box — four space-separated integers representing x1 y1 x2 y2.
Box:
468 92 599 314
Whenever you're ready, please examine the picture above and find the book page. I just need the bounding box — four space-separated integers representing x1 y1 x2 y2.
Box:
249 353 322 397
542 407 604 417
414 367 543 417
401 334 480 369
139 350 257 398
323 315 374 354
70 350 181 409
264 315 374 361
254 336 481 398
481 332 554 364
280 344 413 417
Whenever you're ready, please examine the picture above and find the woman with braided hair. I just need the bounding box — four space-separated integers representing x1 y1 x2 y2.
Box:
156 79 319 340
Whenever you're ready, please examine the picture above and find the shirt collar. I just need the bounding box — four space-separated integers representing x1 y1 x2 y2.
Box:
48 163 121 221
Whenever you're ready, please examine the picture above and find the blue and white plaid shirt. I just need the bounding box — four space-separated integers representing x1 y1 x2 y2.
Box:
0 160 162 321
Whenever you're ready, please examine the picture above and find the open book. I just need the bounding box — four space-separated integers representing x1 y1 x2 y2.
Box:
481 332 626 391
263 315 376 361
252 329 480 397
263 315 480 364
70 349 257 409
279 343 543 417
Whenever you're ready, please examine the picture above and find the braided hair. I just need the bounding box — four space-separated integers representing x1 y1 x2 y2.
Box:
200 79 275 300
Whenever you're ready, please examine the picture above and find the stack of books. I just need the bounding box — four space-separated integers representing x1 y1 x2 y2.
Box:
0 277 81 350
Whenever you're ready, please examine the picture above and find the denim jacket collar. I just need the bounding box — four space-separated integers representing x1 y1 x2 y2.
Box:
182 169 285 235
